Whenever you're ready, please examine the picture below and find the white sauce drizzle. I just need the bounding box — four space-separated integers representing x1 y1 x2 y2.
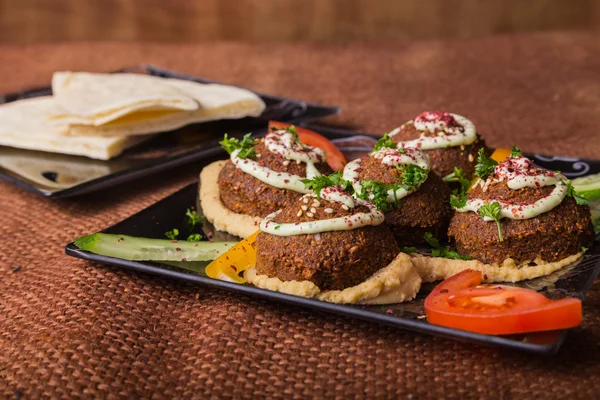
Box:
230 129 326 193
259 187 383 236
389 112 477 150
342 147 430 203
456 156 569 219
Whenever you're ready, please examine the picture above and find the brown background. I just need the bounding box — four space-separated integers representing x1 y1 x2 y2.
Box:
2 33 600 398
1 0 600 43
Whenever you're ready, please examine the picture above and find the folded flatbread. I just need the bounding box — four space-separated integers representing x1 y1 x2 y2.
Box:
0 97 150 160
49 72 200 126
63 78 267 137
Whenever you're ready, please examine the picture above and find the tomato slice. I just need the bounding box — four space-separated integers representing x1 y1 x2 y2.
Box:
424 269 582 335
205 230 259 283
268 121 347 171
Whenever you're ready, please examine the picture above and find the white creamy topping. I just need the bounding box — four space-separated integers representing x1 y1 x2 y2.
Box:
259 191 384 236
343 147 430 203
389 112 477 150
230 130 327 193
456 156 569 219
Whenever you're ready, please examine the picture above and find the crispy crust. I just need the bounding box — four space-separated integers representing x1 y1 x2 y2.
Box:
391 123 490 178
199 160 261 239
357 156 452 245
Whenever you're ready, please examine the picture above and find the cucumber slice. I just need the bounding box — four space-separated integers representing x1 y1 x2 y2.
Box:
572 173 600 201
74 233 237 262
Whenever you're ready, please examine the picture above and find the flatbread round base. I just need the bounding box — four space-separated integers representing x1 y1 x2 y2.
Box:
411 252 583 283
199 160 261 239
244 252 422 305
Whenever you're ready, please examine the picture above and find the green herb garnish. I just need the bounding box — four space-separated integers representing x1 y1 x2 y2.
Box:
423 232 471 260
564 180 589 205
450 191 467 209
443 167 471 194
186 208 207 229
301 171 354 198
187 233 203 242
397 164 429 190
219 133 256 158
356 180 403 212
401 246 417 255
582 246 589 253
478 202 503 242
373 132 396 152
509 145 522 158
165 228 179 240
474 148 498 179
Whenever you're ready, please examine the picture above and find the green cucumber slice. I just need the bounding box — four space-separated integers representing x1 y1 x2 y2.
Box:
572 173 600 201
74 233 237 262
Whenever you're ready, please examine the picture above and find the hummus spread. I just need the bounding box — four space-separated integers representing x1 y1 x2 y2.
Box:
199 160 261 239
244 252 422 305
411 252 583 283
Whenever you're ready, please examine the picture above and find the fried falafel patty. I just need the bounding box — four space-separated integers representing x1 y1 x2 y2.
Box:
449 181 594 264
255 197 399 291
389 111 491 179
218 140 332 218
391 123 488 178
356 155 451 245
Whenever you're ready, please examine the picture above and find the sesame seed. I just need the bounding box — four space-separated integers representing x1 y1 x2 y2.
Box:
312 201 320 207
283 160 290 166
306 212 314 217
301 205 308 211
460 145 465 151
303 198 309 204
310 207 317 213
324 208 334 213
468 154 474 162
342 205 349 210
297 210 303 217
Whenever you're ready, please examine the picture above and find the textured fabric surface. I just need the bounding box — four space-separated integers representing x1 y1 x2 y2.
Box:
1 33 600 399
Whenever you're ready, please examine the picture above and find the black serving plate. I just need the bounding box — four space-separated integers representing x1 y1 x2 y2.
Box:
65 134 600 354
0 64 340 198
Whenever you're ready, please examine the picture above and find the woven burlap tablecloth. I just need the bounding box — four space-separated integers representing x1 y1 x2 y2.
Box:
2 33 600 399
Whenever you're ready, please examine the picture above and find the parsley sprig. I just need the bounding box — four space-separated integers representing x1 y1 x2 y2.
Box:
220 133 257 159
443 167 471 193
509 145 522 158
186 208 207 229
356 180 403 212
301 171 354 198
187 234 203 242
373 133 396 152
478 202 503 242
397 164 429 190
564 180 589 205
450 191 467 209
165 228 179 240
474 148 498 179
424 232 471 260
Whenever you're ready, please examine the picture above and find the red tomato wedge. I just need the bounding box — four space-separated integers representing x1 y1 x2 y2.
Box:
268 121 347 171
424 269 582 335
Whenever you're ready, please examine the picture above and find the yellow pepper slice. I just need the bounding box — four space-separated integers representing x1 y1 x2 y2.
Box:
205 230 259 283
491 148 512 163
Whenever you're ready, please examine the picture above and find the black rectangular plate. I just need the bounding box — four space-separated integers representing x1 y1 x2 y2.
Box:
65 137 600 353
0 64 340 198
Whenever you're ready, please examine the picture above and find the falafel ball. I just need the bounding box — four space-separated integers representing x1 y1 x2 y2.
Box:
255 197 399 290
448 180 594 264
218 140 332 218
390 112 491 179
355 155 452 246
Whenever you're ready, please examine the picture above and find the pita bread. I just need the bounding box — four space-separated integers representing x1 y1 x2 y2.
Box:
0 97 150 160
64 80 266 137
48 72 199 126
